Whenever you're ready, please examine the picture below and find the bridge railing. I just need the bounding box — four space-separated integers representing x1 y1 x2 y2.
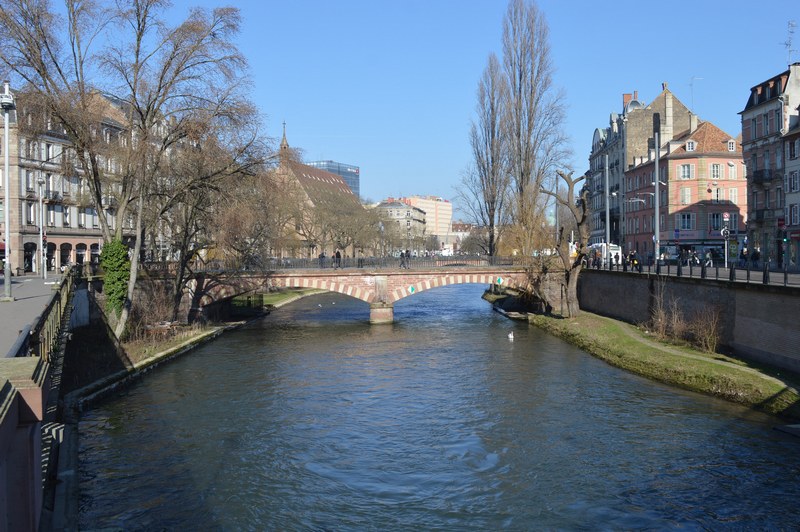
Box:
189 255 535 273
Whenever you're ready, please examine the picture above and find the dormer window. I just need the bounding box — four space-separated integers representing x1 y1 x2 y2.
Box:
686 140 696 152
728 140 736 152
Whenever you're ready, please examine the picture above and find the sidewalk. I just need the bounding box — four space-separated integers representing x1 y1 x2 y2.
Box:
0 273 63 357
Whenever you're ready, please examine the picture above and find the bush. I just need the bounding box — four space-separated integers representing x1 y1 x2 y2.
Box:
100 239 130 316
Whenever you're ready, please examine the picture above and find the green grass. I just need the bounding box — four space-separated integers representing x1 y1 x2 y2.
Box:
529 312 800 419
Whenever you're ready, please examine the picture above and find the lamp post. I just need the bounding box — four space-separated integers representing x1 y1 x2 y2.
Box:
604 154 610 268
654 131 661 269
38 176 46 279
1 81 14 301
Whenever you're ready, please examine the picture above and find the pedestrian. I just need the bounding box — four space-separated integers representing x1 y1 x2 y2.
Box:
614 252 620 267
318 251 325 268
335 249 342 269
399 250 405 269
405 249 411 269
704 251 712 267
358 249 364 268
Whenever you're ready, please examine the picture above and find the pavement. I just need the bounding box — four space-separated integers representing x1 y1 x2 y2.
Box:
0 273 64 357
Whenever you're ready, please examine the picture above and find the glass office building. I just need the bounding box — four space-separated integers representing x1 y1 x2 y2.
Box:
307 160 360 198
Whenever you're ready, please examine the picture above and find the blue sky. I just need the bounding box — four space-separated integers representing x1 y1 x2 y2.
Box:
173 0 798 208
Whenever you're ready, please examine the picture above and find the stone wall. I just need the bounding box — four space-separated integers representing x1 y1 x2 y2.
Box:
578 270 800 372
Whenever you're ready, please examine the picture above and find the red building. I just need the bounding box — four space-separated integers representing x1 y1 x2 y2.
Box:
624 118 747 264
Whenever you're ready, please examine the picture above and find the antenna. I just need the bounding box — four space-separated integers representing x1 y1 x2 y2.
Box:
781 20 797 64
689 76 703 112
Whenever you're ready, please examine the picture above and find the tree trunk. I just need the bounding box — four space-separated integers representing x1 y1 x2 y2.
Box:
115 190 145 338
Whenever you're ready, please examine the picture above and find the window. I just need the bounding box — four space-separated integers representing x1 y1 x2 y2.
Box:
686 141 696 152
763 113 770 135
751 118 757 138
792 171 800 192
790 140 797 160
676 212 695 230
792 204 799 225
47 204 55 225
714 187 723 203
61 175 69 194
63 207 70 226
728 140 736 152
776 187 783 208
709 213 722 231
679 164 693 179
78 208 86 228
764 150 771 170
26 170 35 191
680 188 691 205
711 164 722 179
26 202 35 224
729 188 738 204
728 163 737 180
752 191 758 209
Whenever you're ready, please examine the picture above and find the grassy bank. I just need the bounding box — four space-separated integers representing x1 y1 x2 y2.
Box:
528 312 800 420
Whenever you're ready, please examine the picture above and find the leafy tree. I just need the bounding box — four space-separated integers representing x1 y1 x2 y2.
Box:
100 239 130 317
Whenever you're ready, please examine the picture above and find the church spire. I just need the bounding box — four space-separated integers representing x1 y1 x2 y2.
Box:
280 121 289 152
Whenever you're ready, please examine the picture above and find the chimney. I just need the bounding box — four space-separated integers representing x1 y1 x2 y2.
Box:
689 113 698 133
622 93 632 111
633 90 638 101
662 82 668 91
662 91 673 144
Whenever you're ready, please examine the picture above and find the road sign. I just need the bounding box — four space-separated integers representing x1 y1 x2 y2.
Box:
723 212 730 222
721 226 730 238
496 276 503 284
674 229 680 240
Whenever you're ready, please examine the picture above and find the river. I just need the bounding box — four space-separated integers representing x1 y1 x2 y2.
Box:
79 284 800 530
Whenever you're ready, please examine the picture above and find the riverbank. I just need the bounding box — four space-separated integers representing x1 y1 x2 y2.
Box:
528 312 800 421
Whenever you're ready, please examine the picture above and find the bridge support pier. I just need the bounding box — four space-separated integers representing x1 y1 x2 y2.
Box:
369 302 394 324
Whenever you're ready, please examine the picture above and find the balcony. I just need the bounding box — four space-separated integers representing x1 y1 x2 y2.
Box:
751 169 775 183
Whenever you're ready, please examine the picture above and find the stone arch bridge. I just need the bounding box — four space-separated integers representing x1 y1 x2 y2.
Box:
190 264 557 323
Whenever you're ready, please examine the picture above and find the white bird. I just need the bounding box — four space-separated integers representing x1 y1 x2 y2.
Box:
508 331 514 340
318 304 322 307
332 302 335 305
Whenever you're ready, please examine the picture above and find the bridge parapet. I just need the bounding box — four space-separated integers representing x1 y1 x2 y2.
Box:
191 265 539 323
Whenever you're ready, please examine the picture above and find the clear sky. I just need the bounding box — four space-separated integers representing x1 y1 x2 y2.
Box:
173 0 798 208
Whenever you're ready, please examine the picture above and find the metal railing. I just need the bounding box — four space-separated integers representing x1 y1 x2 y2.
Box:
184 255 535 274
588 259 800 287
9 267 77 361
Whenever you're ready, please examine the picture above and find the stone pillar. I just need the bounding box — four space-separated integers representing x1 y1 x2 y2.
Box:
369 302 394 324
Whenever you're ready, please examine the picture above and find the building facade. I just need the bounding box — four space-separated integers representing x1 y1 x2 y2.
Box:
784 125 800 266
374 199 426 254
306 160 360 198
399 196 452 239
740 63 800 267
1 88 131 276
624 119 746 263
587 86 694 248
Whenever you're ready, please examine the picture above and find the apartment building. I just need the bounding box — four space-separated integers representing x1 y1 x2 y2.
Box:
740 63 800 266
624 118 746 262
784 125 800 266
587 85 693 249
0 88 130 275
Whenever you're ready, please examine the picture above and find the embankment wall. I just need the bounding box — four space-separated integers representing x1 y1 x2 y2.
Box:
578 271 800 373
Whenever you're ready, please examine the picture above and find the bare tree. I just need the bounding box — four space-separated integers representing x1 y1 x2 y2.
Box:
458 53 509 256
540 170 589 317
501 0 569 255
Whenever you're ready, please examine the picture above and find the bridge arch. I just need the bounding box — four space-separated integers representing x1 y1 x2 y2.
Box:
195 268 533 324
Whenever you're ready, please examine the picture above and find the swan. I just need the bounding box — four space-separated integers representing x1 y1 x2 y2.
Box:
508 331 514 340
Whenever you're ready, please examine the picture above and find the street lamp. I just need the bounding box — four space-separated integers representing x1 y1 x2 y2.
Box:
38 176 46 279
654 131 661 270
604 154 610 268
1 81 15 301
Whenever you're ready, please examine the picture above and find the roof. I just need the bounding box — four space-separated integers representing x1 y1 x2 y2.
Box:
668 121 741 157
285 159 359 207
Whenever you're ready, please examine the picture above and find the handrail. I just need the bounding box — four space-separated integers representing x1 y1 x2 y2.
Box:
11 267 77 361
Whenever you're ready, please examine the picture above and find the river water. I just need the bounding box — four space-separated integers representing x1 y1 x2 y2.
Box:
78 284 800 530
